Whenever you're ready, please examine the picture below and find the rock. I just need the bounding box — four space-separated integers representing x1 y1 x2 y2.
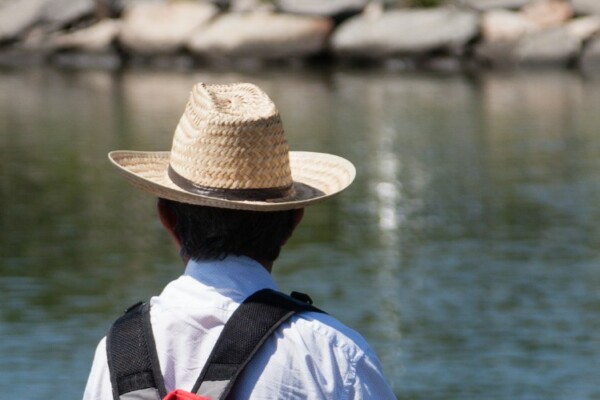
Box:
481 9 537 42
41 0 96 29
229 0 274 13
0 0 47 42
108 0 168 15
0 26 54 66
0 0 97 43
477 22 585 67
581 38 600 70
478 3 587 68
119 2 218 55
275 0 367 18
566 15 600 41
522 0 573 30
16 25 57 52
459 0 531 11
188 12 333 59
475 39 520 67
515 27 581 65
53 19 121 52
331 8 479 58
477 0 579 67
571 0 600 16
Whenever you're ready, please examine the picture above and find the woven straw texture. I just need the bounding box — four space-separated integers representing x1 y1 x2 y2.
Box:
170 83 293 190
109 82 355 211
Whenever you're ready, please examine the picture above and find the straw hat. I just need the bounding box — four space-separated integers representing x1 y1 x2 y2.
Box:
108 82 355 211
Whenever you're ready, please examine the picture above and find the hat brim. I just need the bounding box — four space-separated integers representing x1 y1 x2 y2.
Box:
108 151 356 211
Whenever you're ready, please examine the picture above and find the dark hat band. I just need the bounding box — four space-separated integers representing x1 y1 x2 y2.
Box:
168 165 295 202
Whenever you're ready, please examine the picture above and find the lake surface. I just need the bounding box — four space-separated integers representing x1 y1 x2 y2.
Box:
1 66 600 399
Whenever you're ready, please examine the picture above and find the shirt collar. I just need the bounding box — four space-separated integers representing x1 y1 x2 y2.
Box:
183 255 279 301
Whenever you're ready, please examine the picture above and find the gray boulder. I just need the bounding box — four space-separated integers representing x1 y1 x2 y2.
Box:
478 27 582 67
119 2 218 55
0 0 96 42
229 0 275 12
521 0 573 30
566 15 600 41
275 0 367 17
581 38 600 71
515 27 581 66
477 8 595 68
481 9 537 42
42 0 96 29
0 25 55 66
475 39 520 67
331 8 479 58
53 19 121 52
188 12 333 59
0 0 47 41
572 0 600 16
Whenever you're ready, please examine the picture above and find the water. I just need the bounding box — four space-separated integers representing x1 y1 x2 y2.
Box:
2 67 600 399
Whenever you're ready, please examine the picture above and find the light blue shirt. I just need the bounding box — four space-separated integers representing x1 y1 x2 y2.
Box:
84 256 396 399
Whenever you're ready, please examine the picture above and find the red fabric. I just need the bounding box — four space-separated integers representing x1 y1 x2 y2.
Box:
163 389 210 400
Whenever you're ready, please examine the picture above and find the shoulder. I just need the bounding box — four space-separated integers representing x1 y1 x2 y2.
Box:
287 311 374 362
288 312 396 398
233 310 396 399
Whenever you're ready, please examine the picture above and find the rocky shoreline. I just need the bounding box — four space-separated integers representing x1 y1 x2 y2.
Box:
1 0 600 71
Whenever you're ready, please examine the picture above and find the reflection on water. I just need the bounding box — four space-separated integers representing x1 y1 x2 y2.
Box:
2 68 600 399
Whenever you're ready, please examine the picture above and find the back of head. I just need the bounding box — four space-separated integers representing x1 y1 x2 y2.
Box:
160 198 297 263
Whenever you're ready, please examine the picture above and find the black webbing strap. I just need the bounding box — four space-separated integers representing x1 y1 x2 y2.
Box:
107 302 167 400
192 289 323 399
107 289 323 400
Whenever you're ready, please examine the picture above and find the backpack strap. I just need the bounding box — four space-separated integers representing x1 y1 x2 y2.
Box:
106 301 167 400
107 289 323 400
192 289 323 399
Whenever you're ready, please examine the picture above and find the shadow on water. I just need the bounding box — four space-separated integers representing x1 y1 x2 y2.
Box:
1 67 600 399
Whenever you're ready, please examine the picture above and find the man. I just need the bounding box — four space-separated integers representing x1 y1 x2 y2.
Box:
84 82 396 399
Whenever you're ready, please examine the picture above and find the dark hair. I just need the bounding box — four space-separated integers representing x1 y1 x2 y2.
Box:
159 198 298 262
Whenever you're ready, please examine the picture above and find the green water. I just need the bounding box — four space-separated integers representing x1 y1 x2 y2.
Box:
2 67 600 399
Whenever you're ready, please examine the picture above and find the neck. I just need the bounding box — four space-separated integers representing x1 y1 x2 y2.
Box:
246 251 273 273
179 249 273 273
180 248 190 266
256 259 273 273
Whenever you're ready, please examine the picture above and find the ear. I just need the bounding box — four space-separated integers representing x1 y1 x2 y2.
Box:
157 199 181 247
282 208 304 246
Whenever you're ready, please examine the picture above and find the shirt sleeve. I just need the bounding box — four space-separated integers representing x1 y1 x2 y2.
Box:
345 348 397 400
83 337 113 400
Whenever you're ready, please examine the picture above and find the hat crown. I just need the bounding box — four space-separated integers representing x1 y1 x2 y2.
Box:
169 82 293 191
